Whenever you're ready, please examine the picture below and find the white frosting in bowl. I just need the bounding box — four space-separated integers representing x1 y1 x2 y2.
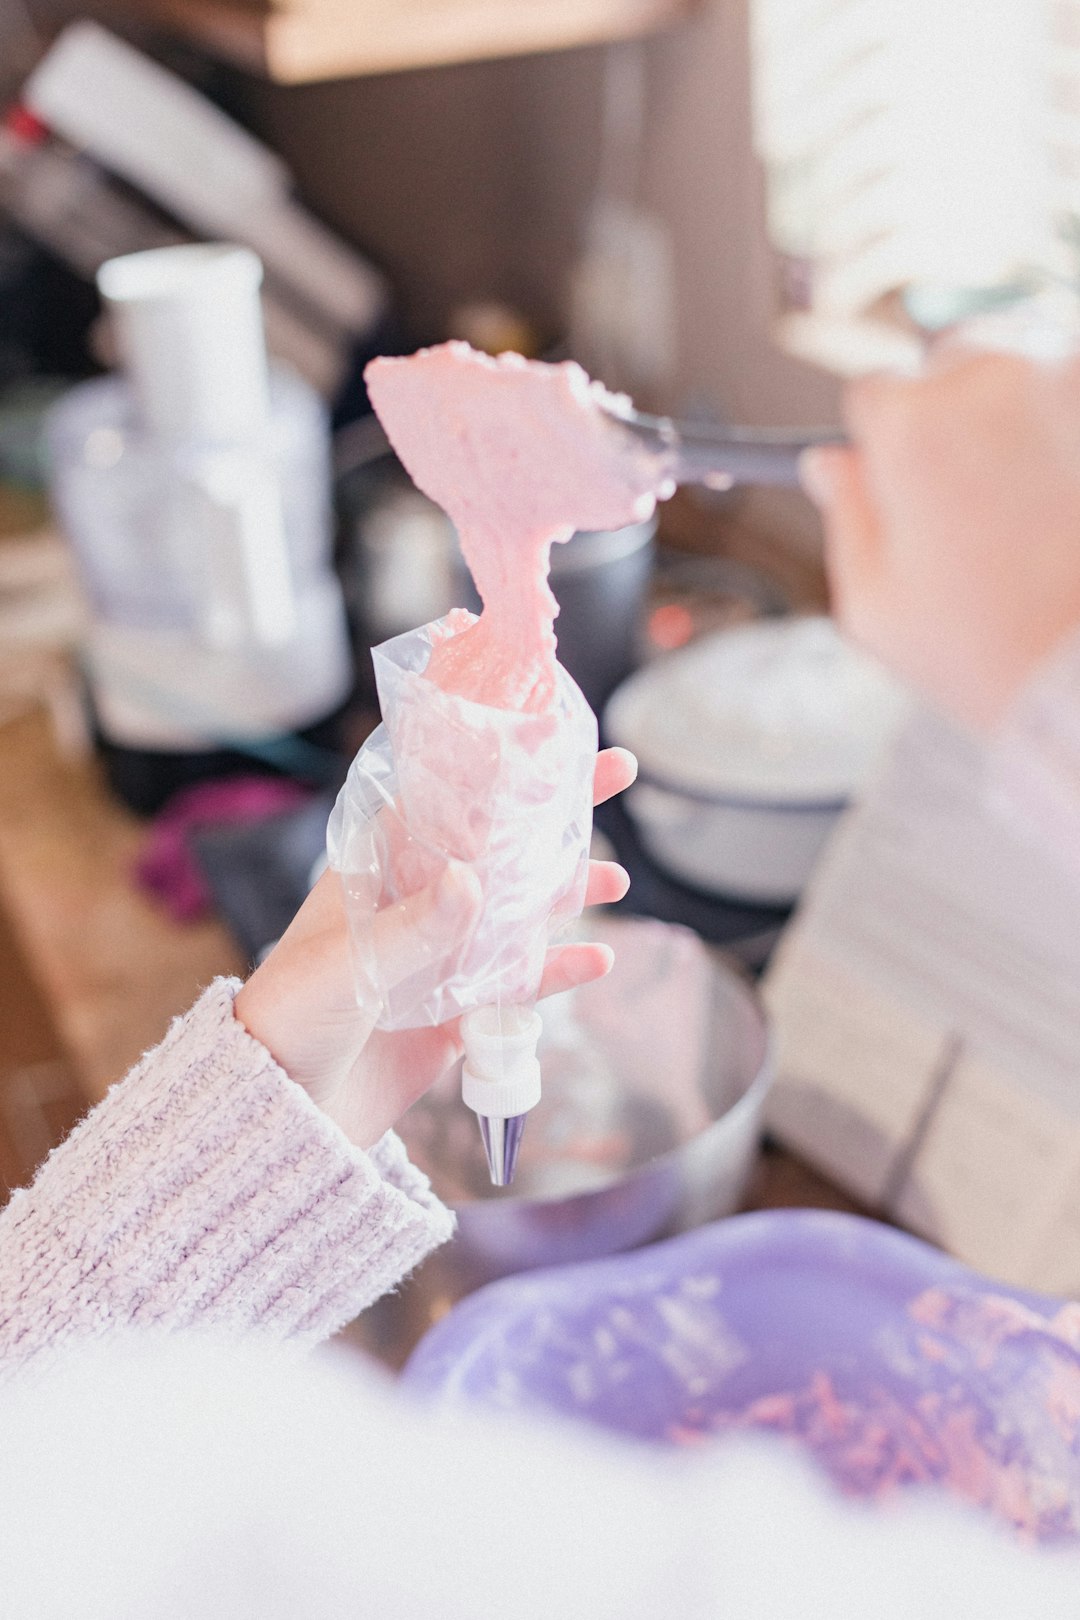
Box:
605 616 911 806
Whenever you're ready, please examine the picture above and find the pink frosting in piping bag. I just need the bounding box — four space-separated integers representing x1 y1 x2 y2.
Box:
332 342 679 1174
365 342 666 713
328 342 676 1061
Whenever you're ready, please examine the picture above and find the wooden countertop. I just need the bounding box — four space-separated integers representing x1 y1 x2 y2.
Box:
111 0 698 82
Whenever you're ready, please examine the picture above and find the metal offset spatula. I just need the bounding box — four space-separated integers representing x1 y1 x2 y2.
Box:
597 397 843 490
337 401 843 491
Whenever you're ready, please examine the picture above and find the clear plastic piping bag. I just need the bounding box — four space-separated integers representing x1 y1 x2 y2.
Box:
327 614 598 1031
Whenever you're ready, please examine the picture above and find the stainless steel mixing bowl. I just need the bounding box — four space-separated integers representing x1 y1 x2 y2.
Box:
346 916 773 1367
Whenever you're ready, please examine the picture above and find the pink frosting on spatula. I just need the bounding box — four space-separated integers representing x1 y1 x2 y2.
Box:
365 342 666 711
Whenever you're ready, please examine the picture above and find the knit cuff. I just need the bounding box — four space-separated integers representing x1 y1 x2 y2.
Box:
0 980 454 1371
991 627 1080 886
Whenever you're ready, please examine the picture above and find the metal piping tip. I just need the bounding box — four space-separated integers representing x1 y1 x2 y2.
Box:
478 1113 528 1187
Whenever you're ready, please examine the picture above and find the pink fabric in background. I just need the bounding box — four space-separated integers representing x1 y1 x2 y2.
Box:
135 777 312 922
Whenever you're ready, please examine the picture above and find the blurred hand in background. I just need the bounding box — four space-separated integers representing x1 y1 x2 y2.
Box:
802 349 1080 732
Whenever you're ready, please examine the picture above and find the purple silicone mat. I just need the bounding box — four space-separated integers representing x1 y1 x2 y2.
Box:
403 1210 1080 1541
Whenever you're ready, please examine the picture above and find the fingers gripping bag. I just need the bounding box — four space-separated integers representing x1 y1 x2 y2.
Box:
326 610 597 1030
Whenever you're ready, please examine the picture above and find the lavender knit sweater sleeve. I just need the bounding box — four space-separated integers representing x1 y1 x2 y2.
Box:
0 979 454 1370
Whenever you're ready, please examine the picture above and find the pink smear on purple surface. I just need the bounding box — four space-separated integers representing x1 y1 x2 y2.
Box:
404 1211 1080 1544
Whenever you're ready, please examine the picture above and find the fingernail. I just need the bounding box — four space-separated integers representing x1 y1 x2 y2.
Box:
610 746 639 783
565 944 616 989
550 941 616 995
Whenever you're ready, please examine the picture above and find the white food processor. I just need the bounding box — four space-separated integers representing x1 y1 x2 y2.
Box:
46 242 353 811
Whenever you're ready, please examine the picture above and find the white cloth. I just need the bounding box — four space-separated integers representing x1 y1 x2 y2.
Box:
0 1333 1075 1620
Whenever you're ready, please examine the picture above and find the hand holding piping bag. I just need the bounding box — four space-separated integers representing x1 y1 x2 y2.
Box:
233 747 635 1152
802 347 1080 732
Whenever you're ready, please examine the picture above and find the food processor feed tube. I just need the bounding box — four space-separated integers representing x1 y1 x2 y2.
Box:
328 343 667 1185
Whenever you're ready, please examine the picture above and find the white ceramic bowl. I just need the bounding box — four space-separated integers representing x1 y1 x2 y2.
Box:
605 616 909 905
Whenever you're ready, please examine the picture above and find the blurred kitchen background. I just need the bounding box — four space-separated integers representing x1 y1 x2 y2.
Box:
7 0 1080 1428
0 0 881 1264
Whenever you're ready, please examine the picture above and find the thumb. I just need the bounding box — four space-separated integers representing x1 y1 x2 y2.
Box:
371 861 483 993
801 444 884 631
